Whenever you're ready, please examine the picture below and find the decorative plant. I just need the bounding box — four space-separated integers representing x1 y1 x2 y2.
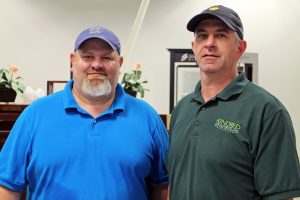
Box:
121 64 149 98
0 65 25 94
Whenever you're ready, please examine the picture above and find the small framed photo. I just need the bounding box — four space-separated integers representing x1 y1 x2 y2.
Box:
47 80 68 95
174 63 199 106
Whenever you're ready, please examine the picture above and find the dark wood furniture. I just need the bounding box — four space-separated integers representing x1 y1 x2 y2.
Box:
0 104 27 150
0 103 27 200
159 114 171 131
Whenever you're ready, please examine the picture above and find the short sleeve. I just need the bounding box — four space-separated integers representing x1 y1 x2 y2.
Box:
254 109 300 199
0 110 31 192
149 114 169 184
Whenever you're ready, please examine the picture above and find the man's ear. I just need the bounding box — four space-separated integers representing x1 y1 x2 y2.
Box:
119 56 124 68
70 53 75 72
237 40 247 58
191 41 195 54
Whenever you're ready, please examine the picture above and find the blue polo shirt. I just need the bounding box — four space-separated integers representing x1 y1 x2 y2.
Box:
0 81 169 200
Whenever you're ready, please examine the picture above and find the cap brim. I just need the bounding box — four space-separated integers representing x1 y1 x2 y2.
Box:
75 36 118 53
187 13 235 32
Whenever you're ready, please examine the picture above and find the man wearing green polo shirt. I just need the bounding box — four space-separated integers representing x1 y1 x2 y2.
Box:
167 5 300 200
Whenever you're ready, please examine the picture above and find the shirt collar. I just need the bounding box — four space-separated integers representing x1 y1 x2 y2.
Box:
192 72 249 103
217 72 249 100
62 80 77 110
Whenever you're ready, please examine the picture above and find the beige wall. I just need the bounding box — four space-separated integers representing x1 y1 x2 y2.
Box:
1 0 299 151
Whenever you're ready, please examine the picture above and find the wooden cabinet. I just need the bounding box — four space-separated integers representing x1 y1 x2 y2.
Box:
0 104 27 150
159 114 171 131
0 104 27 199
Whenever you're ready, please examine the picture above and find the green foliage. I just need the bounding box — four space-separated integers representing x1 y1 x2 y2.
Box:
0 67 25 95
121 69 149 98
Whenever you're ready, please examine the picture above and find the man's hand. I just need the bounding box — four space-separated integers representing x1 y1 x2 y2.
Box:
0 185 20 200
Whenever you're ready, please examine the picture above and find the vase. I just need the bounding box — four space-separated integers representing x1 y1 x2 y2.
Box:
0 86 17 102
125 89 137 97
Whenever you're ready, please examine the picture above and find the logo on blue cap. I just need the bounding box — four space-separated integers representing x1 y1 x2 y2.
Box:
89 27 103 34
74 26 121 54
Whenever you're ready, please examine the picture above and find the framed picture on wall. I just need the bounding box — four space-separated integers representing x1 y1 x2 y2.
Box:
175 64 199 106
168 49 196 113
47 80 68 95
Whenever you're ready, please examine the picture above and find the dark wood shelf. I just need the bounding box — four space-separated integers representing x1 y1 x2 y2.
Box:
0 103 27 199
0 104 27 150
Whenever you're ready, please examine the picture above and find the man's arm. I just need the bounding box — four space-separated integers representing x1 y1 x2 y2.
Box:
0 185 20 200
149 183 168 200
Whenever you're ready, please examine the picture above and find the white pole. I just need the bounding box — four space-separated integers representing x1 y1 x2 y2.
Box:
122 0 151 65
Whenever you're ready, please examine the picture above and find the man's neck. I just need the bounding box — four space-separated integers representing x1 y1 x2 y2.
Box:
72 88 115 118
200 71 237 102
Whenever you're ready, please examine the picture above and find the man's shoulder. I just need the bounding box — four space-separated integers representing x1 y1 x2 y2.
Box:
125 95 157 112
173 92 194 110
243 82 287 114
24 91 64 113
246 82 281 103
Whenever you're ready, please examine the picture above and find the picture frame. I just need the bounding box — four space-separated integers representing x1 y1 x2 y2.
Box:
168 49 196 113
47 80 68 95
175 63 199 106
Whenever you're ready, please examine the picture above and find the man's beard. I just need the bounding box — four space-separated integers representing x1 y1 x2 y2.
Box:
81 78 112 98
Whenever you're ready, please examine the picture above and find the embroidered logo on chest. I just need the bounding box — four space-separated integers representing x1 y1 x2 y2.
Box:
214 118 241 134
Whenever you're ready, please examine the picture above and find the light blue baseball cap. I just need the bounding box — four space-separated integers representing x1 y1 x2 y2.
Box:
74 26 121 54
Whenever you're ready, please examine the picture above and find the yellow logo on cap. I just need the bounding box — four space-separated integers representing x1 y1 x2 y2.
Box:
209 6 220 11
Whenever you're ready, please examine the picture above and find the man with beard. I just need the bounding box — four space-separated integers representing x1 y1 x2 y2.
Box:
0 26 169 200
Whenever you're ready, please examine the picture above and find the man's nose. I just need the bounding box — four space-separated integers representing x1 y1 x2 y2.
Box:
91 59 104 71
204 35 216 49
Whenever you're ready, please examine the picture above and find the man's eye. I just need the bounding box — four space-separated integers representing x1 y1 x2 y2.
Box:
216 33 226 38
195 33 207 40
82 55 93 60
103 56 112 61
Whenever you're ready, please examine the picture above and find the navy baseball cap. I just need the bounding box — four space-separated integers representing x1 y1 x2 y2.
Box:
187 5 244 40
74 26 121 54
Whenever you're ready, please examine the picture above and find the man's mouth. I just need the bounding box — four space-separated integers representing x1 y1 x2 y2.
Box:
87 73 107 79
87 72 106 76
202 54 218 58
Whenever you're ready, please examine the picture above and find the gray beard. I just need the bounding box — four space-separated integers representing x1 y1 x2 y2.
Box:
81 78 112 98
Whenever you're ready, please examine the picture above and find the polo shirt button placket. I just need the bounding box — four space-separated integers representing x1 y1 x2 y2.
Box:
91 119 99 136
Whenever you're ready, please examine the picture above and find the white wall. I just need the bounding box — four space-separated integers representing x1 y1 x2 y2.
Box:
1 0 300 150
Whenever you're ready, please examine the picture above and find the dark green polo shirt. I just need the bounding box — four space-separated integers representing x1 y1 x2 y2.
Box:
168 73 300 200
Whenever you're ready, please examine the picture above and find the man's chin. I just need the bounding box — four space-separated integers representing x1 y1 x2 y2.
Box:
88 79 105 86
